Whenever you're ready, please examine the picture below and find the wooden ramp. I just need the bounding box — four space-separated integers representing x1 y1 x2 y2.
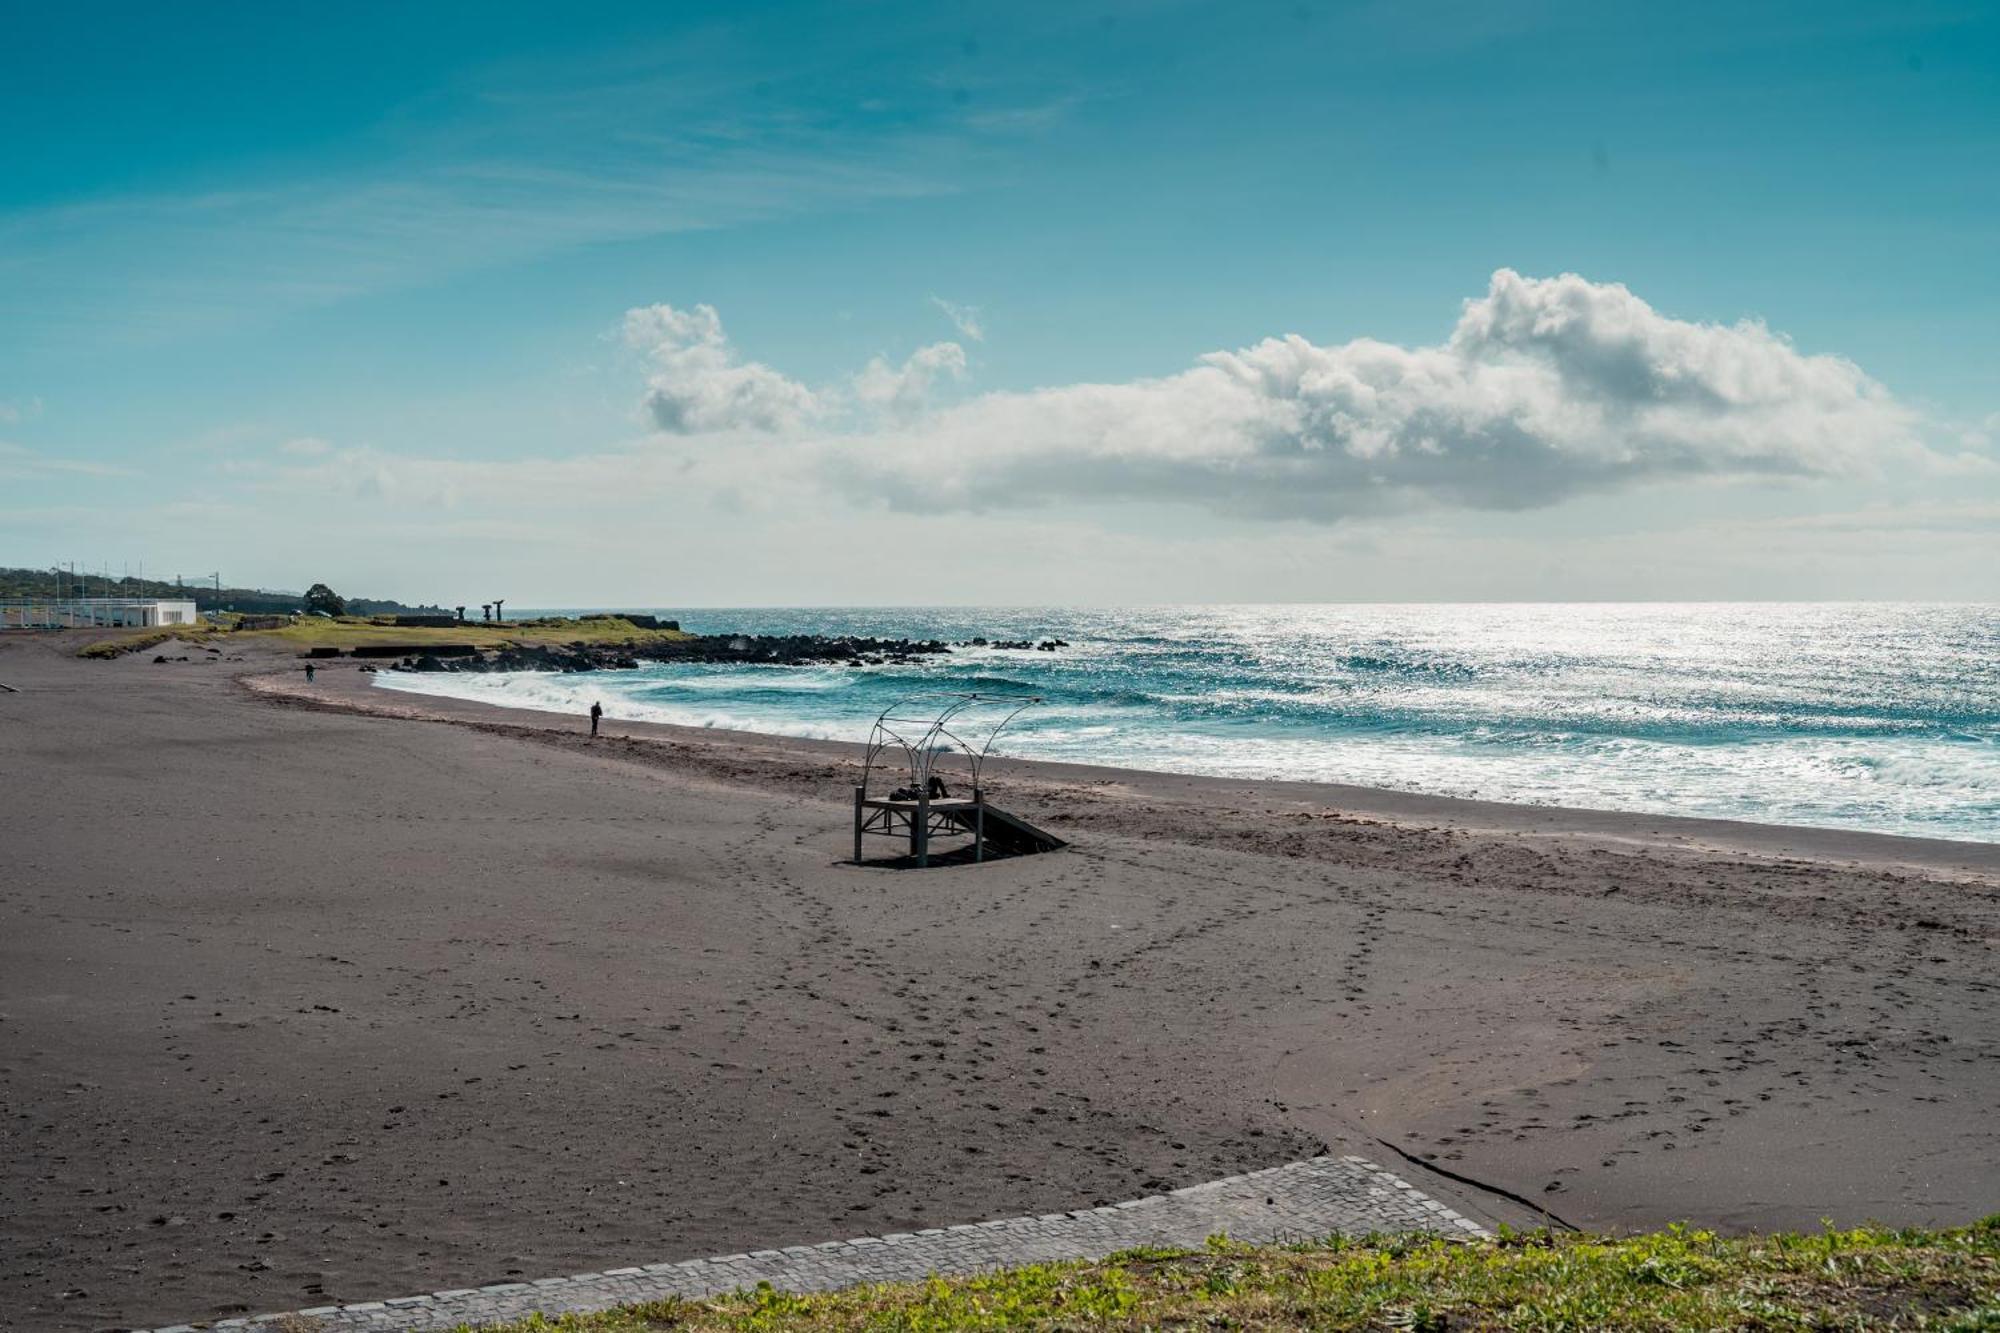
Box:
937 803 1065 857
853 789 1066 867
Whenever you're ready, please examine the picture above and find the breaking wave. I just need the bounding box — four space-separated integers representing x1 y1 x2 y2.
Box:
376 603 1999 842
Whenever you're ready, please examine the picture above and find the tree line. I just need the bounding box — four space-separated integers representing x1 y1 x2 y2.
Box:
0 567 444 617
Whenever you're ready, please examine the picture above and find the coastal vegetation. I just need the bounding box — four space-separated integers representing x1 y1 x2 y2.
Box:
69 613 690 657
74 625 220 657
472 1224 2000 1332
241 613 691 651
302 581 347 616
0 565 445 617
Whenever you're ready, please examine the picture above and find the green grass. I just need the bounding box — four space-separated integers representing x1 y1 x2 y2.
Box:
74 614 689 657
74 626 219 658
235 614 690 650
464 1223 2000 1332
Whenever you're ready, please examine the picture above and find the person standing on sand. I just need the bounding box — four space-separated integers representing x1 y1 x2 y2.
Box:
589 700 602 738
304 662 316 683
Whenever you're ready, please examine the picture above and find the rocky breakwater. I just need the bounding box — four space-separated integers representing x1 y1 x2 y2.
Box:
392 633 955 675
957 636 1069 652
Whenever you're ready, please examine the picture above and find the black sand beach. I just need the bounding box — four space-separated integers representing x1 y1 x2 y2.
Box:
3 634 1995 1330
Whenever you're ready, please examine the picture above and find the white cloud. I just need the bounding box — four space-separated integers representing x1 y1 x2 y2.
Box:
0 440 131 480
623 303 819 434
1 42 967 348
963 95 1085 136
852 341 967 413
929 296 985 341
161 270 1983 604
662 270 1937 522
279 436 333 457
879 269 1929 518
184 442 2000 601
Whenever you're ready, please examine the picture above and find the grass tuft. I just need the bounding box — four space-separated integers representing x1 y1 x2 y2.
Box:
75 627 218 658
234 615 690 651
456 1223 2000 1331
71 615 689 657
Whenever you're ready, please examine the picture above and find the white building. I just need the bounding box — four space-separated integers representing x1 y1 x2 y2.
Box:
0 598 200 630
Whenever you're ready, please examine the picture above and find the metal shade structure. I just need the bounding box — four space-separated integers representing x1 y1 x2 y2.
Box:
853 691 1064 867
861 690 1043 799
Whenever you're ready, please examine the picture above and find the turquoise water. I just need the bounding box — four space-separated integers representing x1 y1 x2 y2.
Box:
376 604 1999 843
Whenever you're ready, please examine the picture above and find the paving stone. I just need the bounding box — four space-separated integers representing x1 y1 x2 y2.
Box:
135 1155 1488 1332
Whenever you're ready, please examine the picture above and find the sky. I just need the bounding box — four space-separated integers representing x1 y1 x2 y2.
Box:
3 0 1996 605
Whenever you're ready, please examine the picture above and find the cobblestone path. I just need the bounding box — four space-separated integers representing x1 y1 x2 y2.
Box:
144 1156 1488 1332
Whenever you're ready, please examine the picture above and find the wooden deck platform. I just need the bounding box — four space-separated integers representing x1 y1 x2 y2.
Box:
852 789 1064 867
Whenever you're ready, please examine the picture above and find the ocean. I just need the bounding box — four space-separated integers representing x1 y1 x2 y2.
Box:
374 604 1999 843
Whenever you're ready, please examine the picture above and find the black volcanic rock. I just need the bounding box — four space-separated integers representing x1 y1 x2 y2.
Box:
395 633 957 676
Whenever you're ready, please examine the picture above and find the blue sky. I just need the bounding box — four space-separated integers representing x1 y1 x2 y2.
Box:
3 0 1995 602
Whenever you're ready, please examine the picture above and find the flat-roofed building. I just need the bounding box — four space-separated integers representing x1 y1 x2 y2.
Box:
0 598 200 629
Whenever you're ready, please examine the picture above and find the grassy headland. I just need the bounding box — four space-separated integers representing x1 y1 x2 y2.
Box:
75 626 222 658
241 613 690 650
73 614 690 657
471 1225 2000 1332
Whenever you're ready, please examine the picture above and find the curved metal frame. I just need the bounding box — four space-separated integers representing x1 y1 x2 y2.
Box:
861 691 1042 799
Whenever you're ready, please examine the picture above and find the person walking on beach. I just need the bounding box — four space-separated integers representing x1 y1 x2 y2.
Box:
304 662 316 684
589 700 602 738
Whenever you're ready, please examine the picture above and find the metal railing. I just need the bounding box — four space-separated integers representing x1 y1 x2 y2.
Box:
0 598 199 629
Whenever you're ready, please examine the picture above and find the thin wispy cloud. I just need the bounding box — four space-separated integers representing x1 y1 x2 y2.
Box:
218 440 2000 602
2 145 949 347
0 40 1009 348
0 441 133 481
929 296 985 341
962 94 1087 135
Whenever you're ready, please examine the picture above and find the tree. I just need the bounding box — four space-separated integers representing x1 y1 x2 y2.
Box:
303 582 346 616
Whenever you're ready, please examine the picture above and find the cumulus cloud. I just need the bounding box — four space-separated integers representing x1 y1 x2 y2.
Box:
852 341 967 413
634 271 1944 522
856 270 1925 518
929 296 984 341
623 303 818 434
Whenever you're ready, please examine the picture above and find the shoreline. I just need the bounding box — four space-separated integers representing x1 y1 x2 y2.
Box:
330 662 1999 877
6 634 1997 1329
351 602 2000 851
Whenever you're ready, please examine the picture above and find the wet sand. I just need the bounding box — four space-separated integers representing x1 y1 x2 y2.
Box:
2 634 1995 1330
